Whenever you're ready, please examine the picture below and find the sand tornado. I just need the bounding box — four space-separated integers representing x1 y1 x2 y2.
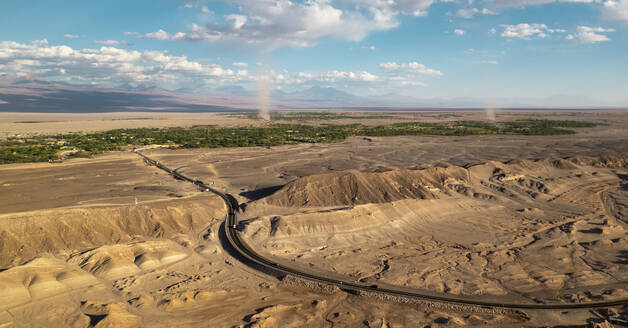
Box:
257 73 272 120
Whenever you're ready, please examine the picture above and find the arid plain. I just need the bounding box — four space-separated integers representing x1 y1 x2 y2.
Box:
0 109 627 327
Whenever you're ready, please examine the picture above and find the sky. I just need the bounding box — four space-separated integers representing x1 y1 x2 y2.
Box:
0 0 627 106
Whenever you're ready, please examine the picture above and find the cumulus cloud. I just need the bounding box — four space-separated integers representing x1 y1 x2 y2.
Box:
367 0 437 17
454 29 466 35
287 68 428 90
500 23 564 39
566 26 615 42
379 62 401 70
0 39 426 95
603 0 628 20
488 0 628 23
95 40 134 47
143 0 444 48
490 0 602 6
143 29 171 40
0 39 241 89
94 40 120 45
386 75 427 87
318 70 380 82
225 14 248 29
64 34 80 39
379 61 443 76
456 7 497 18
297 72 315 79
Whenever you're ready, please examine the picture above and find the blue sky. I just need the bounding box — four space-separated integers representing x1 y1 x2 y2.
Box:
1 0 627 106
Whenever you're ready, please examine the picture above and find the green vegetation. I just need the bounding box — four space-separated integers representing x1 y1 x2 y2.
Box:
238 111 394 120
0 119 602 164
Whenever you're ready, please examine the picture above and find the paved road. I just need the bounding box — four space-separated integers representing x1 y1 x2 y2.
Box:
135 150 628 311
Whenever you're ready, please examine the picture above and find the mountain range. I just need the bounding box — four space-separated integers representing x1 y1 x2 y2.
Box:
0 75 618 113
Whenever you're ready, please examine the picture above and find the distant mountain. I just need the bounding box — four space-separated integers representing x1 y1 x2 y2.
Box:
367 93 422 106
291 86 358 103
215 85 253 97
274 86 361 105
119 82 161 92
0 74 619 112
0 75 253 113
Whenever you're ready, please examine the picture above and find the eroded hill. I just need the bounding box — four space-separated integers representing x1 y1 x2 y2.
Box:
243 154 628 305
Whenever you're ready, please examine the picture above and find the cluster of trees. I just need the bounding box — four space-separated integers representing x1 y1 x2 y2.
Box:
0 143 61 164
0 119 601 164
500 119 599 135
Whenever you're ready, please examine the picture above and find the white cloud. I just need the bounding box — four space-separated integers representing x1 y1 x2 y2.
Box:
566 26 615 43
379 61 443 76
491 0 602 6
319 70 380 82
457 8 479 18
144 0 445 48
454 29 466 35
94 40 120 45
232 62 248 67
456 7 497 18
95 40 133 46
387 76 427 87
379 62 401 70
0 40 240 89
225 14 248 29
399 81 427 87
64 34 80 39
500 23 564 39
297 72 315 79
603 0 628 20
143 29 170 40
286 69 428 90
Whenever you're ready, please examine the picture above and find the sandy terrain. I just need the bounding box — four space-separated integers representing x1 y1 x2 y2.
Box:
0 112 258 138
0 152 537 328
0 110 626 327
244 156 628 305
143 109 626 200
1 109 623 138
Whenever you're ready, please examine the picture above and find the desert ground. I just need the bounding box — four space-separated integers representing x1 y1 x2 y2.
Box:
0 108 622 138
0 112 257 139
0 109 627 327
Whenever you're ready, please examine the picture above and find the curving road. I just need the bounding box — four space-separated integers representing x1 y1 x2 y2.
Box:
135 150 628 311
